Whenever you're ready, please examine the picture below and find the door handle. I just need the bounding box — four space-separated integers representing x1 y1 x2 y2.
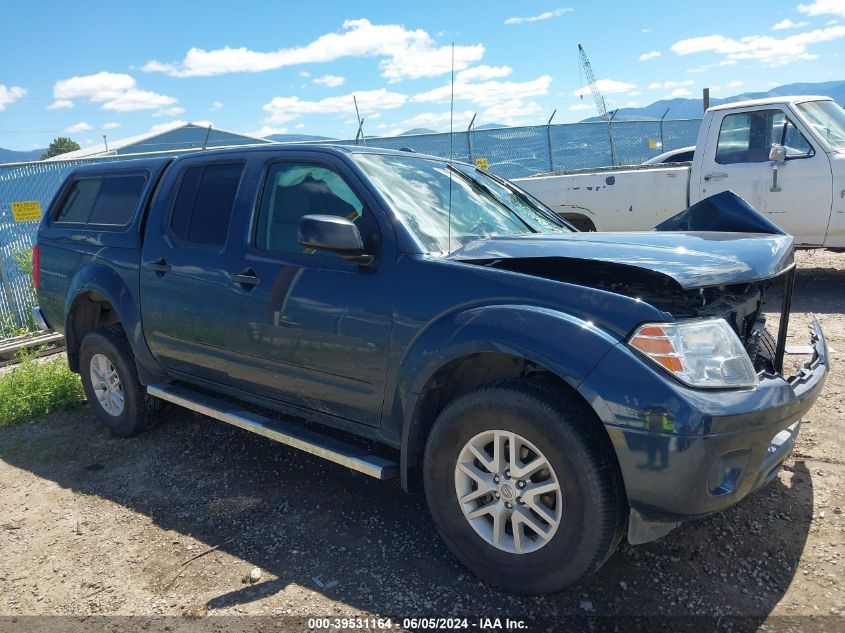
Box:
147 258 171 275
704 172 728 182
232 268 262 288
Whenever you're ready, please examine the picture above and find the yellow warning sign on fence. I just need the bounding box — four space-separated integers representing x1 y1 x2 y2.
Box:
11 200 42 223
475 157 489 170
648 139 658 150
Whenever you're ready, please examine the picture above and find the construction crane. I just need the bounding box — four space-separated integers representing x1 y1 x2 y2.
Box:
578 43 618 165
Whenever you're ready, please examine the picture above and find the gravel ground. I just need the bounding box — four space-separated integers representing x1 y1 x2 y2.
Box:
0 250 843 633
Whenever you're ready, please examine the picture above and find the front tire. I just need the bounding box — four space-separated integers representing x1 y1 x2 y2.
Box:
423 380 626 594
79 324 160 437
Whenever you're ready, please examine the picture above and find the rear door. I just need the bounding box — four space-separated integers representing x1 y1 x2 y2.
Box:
693 107 832 246
140 157 248 382
222 153 394 427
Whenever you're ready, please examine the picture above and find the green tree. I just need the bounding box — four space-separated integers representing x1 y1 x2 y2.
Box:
41 137 80 160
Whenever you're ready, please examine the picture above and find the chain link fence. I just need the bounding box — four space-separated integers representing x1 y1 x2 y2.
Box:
0 118 701 329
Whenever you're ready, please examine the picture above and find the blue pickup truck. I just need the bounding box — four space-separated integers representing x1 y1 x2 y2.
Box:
32 144 828 593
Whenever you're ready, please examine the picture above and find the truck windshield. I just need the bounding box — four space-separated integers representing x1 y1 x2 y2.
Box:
352 153 571 254
796 100 845 151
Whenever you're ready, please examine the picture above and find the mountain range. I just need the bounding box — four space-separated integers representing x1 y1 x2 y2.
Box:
0 147 45 163
583 80 845 122
3 80 843 161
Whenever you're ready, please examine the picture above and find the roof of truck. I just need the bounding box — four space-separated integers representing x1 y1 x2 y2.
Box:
708 95 833 112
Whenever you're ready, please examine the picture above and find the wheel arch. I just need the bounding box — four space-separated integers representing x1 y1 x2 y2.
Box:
392 305 621 492
63 263 164 382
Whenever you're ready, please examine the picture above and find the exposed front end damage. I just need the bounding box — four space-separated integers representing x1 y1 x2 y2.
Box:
448 191 829 545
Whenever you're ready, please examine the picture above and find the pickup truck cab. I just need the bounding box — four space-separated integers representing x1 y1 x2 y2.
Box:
33 145 828 593
515 96 845 247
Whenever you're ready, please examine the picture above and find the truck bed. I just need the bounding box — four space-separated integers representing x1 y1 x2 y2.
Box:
514 164 691 232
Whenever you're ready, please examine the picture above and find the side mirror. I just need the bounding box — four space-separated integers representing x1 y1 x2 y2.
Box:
298 214 373 264
769 144 786 163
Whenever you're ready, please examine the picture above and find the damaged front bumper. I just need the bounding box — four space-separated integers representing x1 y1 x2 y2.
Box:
577 315 829 545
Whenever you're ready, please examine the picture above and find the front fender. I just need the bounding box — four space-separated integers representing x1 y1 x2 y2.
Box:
391 304 621 490
65 262 164 380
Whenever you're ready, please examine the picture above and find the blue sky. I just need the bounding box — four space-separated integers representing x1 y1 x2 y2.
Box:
1 0 844 150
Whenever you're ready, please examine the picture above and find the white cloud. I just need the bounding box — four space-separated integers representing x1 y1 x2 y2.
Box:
726 80 744 88
415 75 552 106
686 59 738 72
504 8 573 25
0 85 26 111
667 88 693 98
772 18 809 30
568 102 592 111
641 28 652 33
573 79 636 97
263 88 407 124
413 74 551 124
313 74 345 87
143 19 483 82
827 18 841 24
648 79 695 89
295 123 306 129
47 99 74 110
102 122 121 130
53 71 178 111
299 71 311 77
670 25 845 66
482 100 543 124
210 101 223 110
639 50 661 61
456 65 512 82
252 125 288 137
65 122 93 133
799 0 845 18
153 106 186 117
401 110 475 129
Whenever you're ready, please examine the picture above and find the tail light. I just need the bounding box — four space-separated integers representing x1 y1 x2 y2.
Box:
32 243 40 290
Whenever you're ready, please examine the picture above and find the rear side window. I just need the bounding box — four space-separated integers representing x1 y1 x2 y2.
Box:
170 163 244 247
54 174 146 226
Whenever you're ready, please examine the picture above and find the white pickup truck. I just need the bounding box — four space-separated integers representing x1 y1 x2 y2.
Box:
514 96 845 248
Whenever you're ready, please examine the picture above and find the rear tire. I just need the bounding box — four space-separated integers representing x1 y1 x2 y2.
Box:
79 324 160 438
423 380 626 594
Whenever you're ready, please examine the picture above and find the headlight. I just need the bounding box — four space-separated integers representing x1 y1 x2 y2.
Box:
628 319 758 389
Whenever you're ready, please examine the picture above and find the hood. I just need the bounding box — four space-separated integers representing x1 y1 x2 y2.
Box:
447 231 794 289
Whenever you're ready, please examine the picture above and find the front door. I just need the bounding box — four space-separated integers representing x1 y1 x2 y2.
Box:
694 107 832 246
223 157 394 427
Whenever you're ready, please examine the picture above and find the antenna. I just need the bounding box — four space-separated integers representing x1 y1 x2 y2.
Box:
447 42 454 253
353 95 365 145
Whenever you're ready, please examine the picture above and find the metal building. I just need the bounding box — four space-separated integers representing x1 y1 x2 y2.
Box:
46 122 270 161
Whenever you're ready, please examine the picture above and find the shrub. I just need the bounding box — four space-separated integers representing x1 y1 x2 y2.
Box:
12 247 33 277
0 353 84 427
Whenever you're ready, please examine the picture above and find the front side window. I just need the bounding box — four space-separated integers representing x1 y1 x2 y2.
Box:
351 153 570 254
54 174 146 226
169 163 244 247
715 109 813 164
796 100 845 151
254 162 369 255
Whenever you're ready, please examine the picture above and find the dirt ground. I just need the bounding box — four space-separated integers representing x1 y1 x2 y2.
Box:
0 250 843 632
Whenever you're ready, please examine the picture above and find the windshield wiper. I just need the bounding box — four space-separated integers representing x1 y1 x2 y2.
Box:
446 164 537 233
475 167 574 230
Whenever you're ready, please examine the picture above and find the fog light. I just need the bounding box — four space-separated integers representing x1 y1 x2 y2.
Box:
707 449 751 496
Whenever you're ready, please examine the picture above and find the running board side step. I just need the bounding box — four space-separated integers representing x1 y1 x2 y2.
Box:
147 384 397 480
